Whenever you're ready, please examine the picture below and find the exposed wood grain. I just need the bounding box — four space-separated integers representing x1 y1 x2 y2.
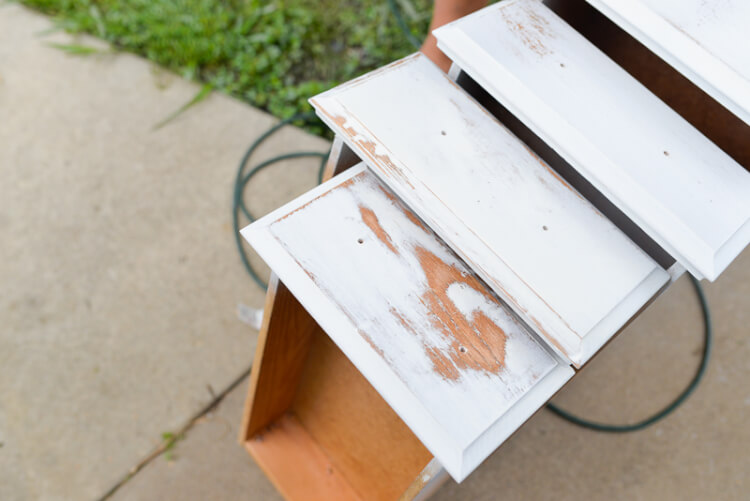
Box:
435 0 750 281
292 330 432 501
310 53 668 367
583 0 750 126
240 135 356 443
240 278 320 439
244 289 434 501
245 413 363 501
243 165 574 480
239 275 278 442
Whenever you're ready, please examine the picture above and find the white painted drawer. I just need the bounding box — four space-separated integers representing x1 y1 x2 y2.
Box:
242 165 573 481
435 0 750 281
311 53 668 367
584 0 750 126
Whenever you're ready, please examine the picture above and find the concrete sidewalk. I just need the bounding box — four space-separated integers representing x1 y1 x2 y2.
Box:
0 4 325 499
2 3 749 501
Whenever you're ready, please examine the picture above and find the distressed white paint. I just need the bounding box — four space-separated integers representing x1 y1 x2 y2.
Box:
584 0 750 126
435 0 750 281
310 54 668 367
242 165 574 481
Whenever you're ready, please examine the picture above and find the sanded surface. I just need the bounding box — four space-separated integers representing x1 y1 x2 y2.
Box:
436 0 750 281
243 165 573 480
584 0 750 125
311 53 668 366
241 278 319 438
292 331 432 501
247 413 363 501
241 128 359 440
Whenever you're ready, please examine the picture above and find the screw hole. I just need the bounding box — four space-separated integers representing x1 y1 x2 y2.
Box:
543 225 548 231
441 130 447 136
459 346 467 353
663 150 669 156
357 238 364 244
560 63 565 68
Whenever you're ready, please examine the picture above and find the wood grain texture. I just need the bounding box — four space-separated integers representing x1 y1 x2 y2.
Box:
240 278 320 439
292 330 432 501
245 413 363 501
310 53 668 367
583 0 750 126
242 165 574 480
242 142 431 500
241 135 355 443
239 275 279 442
244 287 432 501
435 0 750 281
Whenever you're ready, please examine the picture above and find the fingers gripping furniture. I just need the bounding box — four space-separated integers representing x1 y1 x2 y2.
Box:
239 1 750 499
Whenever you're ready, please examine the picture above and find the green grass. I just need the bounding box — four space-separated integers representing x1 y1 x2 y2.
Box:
20 0 431 123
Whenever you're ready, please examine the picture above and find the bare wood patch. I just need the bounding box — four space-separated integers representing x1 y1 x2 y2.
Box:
416 246 507 381
359 205 398 254
501 0 555 57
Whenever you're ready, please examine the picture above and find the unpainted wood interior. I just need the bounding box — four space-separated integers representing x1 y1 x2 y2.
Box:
246 412 364 500
244 132 431 501
241 279 320 439
290 331 432 500
243 281 431 501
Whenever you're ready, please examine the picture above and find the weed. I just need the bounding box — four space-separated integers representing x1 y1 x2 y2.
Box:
161 431 184 462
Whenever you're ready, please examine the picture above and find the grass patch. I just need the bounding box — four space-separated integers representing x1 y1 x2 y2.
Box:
20 0 431 123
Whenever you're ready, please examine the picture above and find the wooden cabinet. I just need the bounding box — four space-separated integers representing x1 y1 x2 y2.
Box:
239 1 750 498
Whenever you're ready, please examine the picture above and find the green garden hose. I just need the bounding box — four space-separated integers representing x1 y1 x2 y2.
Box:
232 111 329 291
546 275 711 432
